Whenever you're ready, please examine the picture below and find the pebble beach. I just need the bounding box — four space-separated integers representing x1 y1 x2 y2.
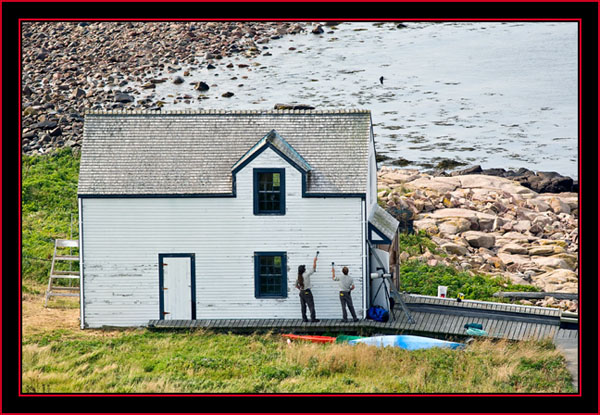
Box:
21 21 308 154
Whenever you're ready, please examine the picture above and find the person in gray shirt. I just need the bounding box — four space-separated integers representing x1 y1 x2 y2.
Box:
296 255 319 322
332 265 359 322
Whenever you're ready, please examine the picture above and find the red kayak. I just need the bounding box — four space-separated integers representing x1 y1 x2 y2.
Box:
282 334 336 343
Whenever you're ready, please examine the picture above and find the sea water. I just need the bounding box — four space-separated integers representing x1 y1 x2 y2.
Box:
145 22 578 179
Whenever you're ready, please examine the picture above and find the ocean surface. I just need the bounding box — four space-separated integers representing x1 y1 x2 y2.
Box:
143 22 578 179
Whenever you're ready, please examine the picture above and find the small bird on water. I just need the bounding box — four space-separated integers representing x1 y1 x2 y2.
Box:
379 76 384 85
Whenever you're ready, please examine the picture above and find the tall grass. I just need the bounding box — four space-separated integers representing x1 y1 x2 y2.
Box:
22 329 574 393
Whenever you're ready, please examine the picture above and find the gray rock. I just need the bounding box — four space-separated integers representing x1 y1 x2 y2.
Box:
441 243 468 256
30 120 57 130
172 76 185 84
438 218 471 235
312 25 324 34
114 92 134 103
451 165 482 176
71 88 86 99
481 168 507 177
49 127 62 137
528 246 556 256
463 231 495 249
195 81 210 91
532 256 569 270
512 220 531 233
274 103 294 110
500 243 529 255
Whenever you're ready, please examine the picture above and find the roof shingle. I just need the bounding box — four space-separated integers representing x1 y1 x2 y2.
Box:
78 110 372 196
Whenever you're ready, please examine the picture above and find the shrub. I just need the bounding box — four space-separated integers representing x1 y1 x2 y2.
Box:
397 230 441 256
397 260 538 301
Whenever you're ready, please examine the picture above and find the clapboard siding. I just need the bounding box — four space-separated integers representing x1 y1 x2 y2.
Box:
82 148 365 327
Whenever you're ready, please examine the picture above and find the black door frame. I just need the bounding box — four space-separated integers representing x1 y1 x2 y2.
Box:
158 253 196 320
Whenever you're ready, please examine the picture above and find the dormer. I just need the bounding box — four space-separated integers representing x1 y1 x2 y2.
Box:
232 130 312 215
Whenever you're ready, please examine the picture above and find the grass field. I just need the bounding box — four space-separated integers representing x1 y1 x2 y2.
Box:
22 287 574 394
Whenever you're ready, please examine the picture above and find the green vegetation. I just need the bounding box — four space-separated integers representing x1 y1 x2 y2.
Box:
397 230 441 256
393 231 538 301
398 260 538 301
21 329 573 393
22 148 80 284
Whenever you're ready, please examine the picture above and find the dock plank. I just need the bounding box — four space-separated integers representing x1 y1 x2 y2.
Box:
521 323 533 340
498 319 510 339
538 324 551 340
449 315 464 335
435 313 449 334
433 313 447 334
437 316 452 336
519 322 532 341
512 321 525 340
486 318 499 337
420 312 435 333
431 313 446 334
511 321 522 340
503 321 515 340
423 312 437 334
519 322 530 340
458 316 470 335
146 295 573 348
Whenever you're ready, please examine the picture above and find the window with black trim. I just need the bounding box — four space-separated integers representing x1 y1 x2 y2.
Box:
254 252 287 298
253 168 285 215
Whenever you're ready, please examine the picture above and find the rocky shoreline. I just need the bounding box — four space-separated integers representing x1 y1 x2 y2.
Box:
21 21 311 154
378 167 578 312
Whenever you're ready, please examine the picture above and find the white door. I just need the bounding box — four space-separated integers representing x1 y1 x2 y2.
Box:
162 256 193 320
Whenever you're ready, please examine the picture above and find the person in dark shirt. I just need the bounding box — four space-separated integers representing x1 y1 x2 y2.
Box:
296 255 319 322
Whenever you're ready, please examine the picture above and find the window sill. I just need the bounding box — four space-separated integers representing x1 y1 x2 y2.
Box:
255 295 288 299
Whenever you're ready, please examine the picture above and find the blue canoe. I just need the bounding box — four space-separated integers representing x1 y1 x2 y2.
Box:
348 335 465 350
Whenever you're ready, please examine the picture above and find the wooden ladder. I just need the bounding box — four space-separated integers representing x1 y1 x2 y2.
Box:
44 239 80 307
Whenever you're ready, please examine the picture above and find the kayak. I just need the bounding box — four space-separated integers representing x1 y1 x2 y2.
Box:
348 335 465 350
335 334 365 343
282 334 336 343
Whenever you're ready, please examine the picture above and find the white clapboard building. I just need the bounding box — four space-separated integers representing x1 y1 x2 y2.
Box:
78 109 399 328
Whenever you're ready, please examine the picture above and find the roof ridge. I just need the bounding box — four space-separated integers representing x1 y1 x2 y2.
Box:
84 108 371 116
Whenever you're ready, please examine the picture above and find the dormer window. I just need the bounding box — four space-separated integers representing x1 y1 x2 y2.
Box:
253 168 285 215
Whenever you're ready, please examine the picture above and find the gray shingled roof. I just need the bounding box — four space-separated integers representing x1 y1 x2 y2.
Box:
369 203 400 241
232 129 312 173
78 109 372 196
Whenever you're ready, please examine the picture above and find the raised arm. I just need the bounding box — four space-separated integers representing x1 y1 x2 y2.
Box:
331 263 336 280
313 256 318 271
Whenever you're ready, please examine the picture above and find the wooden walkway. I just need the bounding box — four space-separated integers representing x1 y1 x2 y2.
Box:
148 294 578 343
